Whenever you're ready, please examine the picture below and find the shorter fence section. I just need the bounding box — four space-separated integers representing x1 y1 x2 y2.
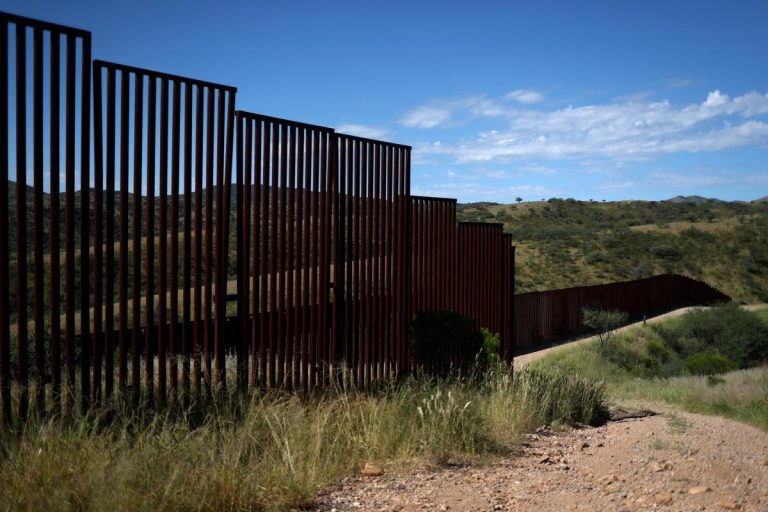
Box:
514 274 730 350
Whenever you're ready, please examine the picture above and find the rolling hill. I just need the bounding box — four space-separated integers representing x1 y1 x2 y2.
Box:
458 198 768 303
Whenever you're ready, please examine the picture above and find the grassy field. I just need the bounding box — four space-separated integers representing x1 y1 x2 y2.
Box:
532 305 768 431
458 199 768 303
0 364 605 511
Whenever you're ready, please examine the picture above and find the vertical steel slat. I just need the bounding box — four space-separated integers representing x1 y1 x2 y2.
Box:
318 132 329 384
260 121 270 388
331 135 341 379
234 114 244 391
63 32 76 409
169 79 181 397
267 121 277 387
157 77 168 403
104 67 116 399
182 82 192 398
220 89 236 391
353 139 362 383
193 86 203 394
286 126 296 388
344 139 354 368
131 73 143 403
237 117 256 391
213 88 226 392
359 141 369 385
294 127 305 387
79 33 91 412
145 77 156 399
277 123 287 386
392 151 401 375
301 129 311 389
90 56 100 406
117 69 129 396
240 115 251 391
0 18 10 423
251 119 261 387
203 86 214 392
32 26 45 415
308 130 319 387
373 144 381 382
15 23 29 419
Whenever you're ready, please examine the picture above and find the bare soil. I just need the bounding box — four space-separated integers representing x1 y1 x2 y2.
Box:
315 410 768 511
314 305 768 511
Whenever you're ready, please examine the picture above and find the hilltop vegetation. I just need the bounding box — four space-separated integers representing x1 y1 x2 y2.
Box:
458 198 768 303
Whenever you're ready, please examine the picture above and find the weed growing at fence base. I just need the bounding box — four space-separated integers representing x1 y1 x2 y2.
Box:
533 304 768 430
0 365 605 511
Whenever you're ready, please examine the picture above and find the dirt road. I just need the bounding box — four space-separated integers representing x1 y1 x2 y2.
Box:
316 410 768 511
316 304 768 511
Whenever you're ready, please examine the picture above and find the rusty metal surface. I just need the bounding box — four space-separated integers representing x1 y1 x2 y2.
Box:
0 13 91 422
513 274 730 350
92 60 237 404
2 11 735 424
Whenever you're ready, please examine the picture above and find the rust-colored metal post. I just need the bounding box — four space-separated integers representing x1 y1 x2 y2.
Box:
32 26 45 415
145 77 157 400
131 73 143 405
157 77 169 403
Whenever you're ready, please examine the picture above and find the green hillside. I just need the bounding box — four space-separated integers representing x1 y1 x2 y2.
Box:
458 198 768 303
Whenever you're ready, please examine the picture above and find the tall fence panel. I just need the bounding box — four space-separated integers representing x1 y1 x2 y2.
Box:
500 235 515 362
0 13 91 421
235 112 334 391
409 196 457 315
335 134 411 386
514 273 731 350
456 223 504 335
92 60 236 404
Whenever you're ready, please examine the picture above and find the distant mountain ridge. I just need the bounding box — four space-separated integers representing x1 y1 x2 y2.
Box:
665 195 724 204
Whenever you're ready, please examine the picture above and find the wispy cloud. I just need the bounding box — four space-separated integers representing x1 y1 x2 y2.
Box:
336 123 391 140
650 170 768 187
411 90 768 163
400 96 506 129
505 89 544 104
666 78 695 89
411 182 557 202
400 105 453 129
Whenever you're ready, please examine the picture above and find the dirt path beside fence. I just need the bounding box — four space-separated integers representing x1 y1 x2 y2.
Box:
316 410 768 511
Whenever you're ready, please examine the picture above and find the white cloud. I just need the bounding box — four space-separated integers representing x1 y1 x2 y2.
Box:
505 89 544 104
650 170 768 187
411 182 556 202
336 123 391 140
703 89 728 108
411 89 768 163
400 105 453 129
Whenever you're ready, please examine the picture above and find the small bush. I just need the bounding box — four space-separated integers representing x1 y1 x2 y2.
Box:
481 328 500 364
409 311 484 370
654 303 768 368
646 339 673 363
684 352 738 376
582 308 629 353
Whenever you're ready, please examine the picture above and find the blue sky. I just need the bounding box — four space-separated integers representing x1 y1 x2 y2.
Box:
4 0 768 202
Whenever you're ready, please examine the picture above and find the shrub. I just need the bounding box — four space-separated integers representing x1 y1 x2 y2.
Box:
481 328 500 364
646 339 673 363
409 311 484 370
654 303 768 368
582 308 629 353
684 352 738 376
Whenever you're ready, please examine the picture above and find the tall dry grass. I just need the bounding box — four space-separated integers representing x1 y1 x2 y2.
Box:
0 364 605 511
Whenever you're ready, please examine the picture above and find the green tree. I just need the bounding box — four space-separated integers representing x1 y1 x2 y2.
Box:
582 308 629 353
